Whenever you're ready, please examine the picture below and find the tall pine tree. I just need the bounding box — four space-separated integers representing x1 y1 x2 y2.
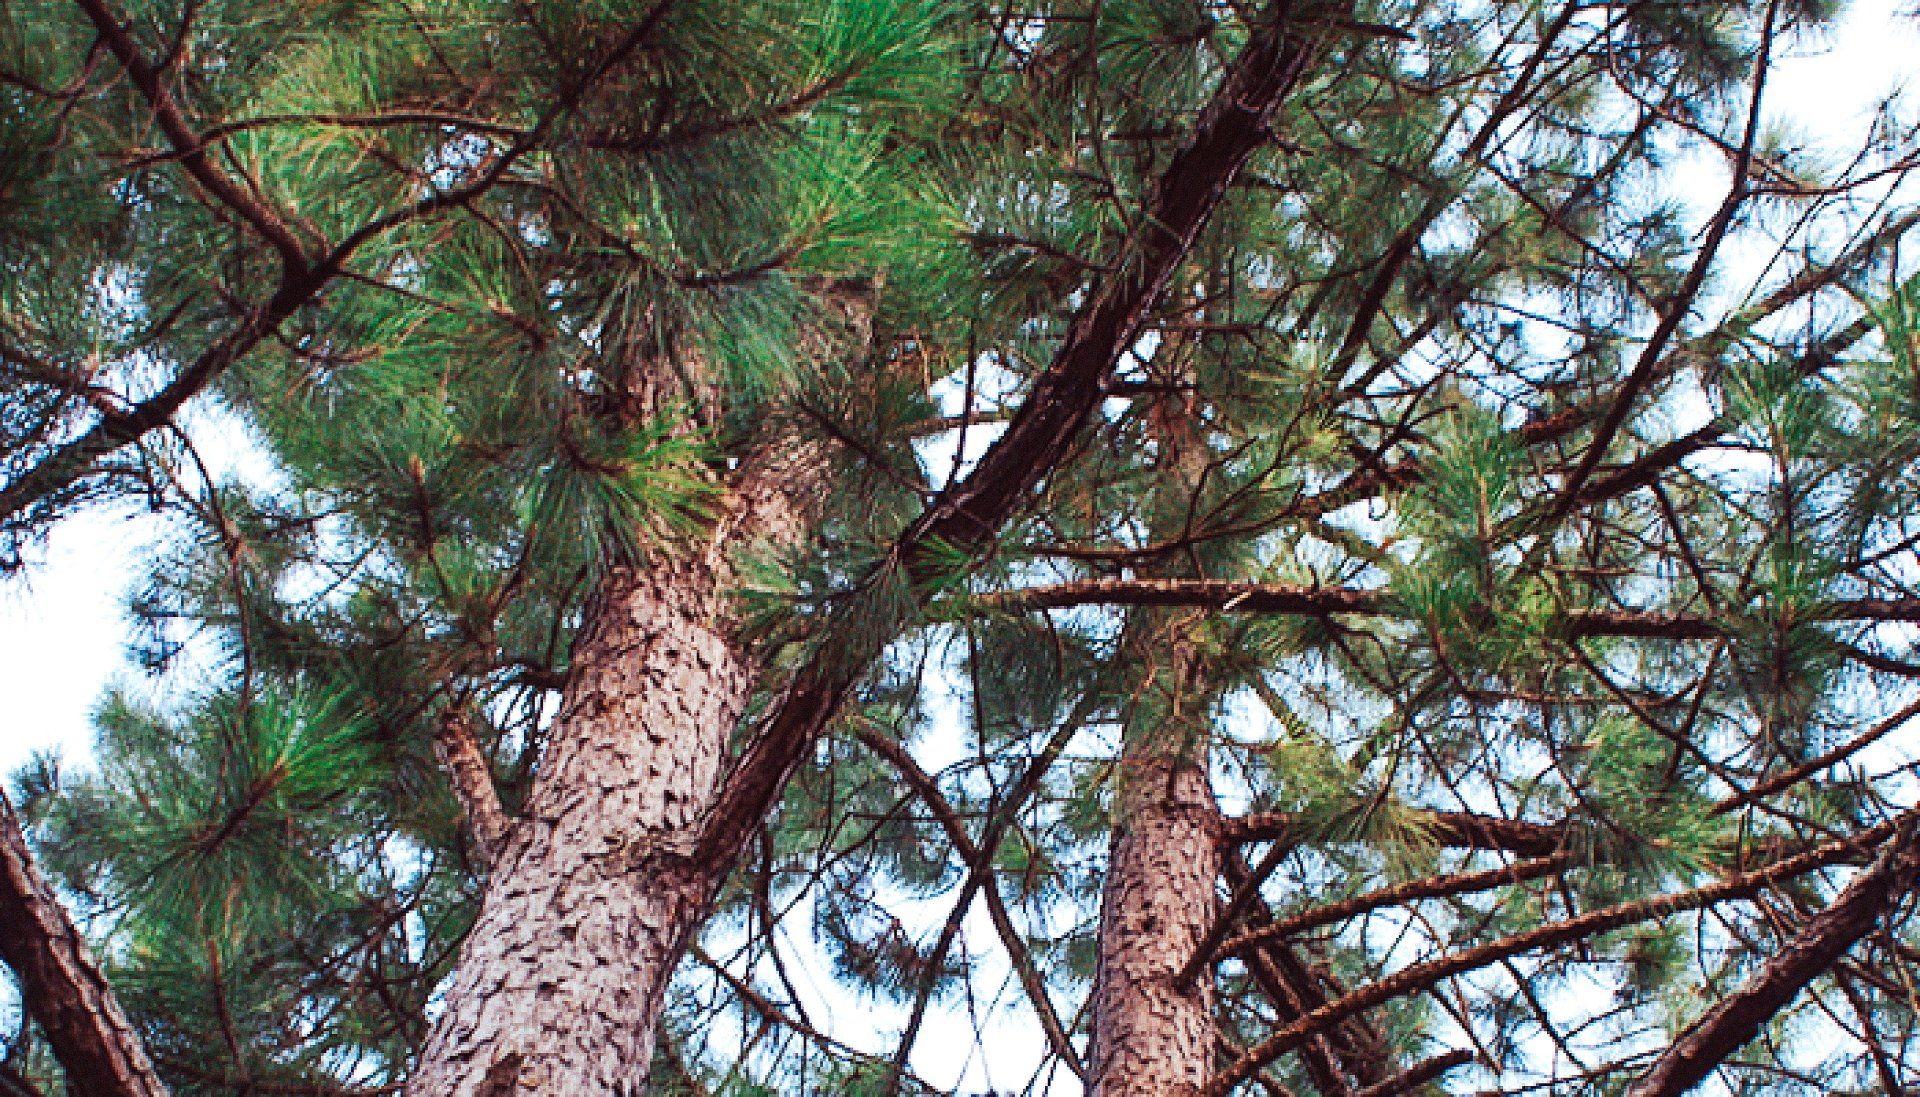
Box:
7 0 1920 1094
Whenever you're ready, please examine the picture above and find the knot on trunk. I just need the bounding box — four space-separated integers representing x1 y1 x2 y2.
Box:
477 1052 524 1097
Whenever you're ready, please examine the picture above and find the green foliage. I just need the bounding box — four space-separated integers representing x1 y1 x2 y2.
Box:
6 0 1920 1092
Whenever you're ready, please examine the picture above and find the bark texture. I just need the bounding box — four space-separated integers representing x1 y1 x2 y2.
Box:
411 1 1337 1081
1089 755 1222 1097
407 431 827 1096
1089 384 1225 1096
433 710 513 870
0 789 169 1097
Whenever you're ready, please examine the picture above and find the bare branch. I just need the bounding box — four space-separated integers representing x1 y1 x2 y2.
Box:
1205 810 1915 1095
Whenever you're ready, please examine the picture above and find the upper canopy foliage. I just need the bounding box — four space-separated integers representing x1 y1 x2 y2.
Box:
6 0 1920 1093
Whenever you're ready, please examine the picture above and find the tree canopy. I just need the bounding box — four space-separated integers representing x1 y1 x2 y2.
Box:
6 0 1920 1094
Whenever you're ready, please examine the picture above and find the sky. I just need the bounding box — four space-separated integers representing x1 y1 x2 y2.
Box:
4 2 1920 1091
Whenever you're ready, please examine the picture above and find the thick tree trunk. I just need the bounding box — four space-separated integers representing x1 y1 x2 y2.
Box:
409 3 1337 1081
1089 753 1223 1097
0 790 169 1097
408 439 821 1096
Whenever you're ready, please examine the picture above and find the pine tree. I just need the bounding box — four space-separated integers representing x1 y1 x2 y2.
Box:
7 0 1920 1095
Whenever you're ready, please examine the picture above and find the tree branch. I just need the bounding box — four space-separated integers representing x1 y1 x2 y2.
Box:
856 728 1086 1078
1221 808 1567 856
1204 809 1915 1095
1352 1048 1475 1097
697 0 1346 866
976 577 1920 639
432 709 513 869
1216 853 1574 962
1621 820 1920 1097
0 790 168 1097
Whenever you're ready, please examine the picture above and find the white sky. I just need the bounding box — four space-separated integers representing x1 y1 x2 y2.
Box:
3 2 1920 1091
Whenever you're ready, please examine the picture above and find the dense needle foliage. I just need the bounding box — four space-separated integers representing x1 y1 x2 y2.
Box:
6 0 1920 1093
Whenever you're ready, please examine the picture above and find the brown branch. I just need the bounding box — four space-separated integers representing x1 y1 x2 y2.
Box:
0 790 168 1097
975 577 1920 639
1548 5 1778 519
1352 1049 1475 1097
1224 849 1389 1093
1 1 674 535
432 709 513 869
1221 808 1567 857
856 729 1086 1078
696 0 1346 866
1204 809 1914 1095
70 0 310 267
1178 839 1292 989
1714 696 1920 818
1216 853 1575 961
1134 205 1918 555
686 944 914 1079
1622 819 1920 1097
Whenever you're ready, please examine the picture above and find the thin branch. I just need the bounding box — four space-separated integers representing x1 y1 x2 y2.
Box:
1352 1049 1476 1097
974 577 1920 639
1204 809 1914 1095
1221 808 1567 857
1216 853 1574 961
857 729 1087 1078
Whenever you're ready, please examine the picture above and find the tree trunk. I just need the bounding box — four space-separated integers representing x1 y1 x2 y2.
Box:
407 1 1337 1078
407 439 822 1096
1089 752 1223 1097
1089 393 1223 1096
0 789 169 1097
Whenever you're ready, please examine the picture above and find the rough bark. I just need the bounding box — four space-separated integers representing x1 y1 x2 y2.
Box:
406 433 826 1096
1089 370 1225 1097
1090 754 1223 1097
0 789 169 1097
433 710 513 870
1622 822 1920 1097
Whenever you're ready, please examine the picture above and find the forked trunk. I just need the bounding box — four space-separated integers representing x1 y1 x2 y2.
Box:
408 440 822 1096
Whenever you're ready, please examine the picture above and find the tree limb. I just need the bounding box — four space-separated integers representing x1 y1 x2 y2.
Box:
0 789 168 1097
697 0 1346 866
1621 820 1920 1097
431 709 513 870
1204 809 1915 1095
